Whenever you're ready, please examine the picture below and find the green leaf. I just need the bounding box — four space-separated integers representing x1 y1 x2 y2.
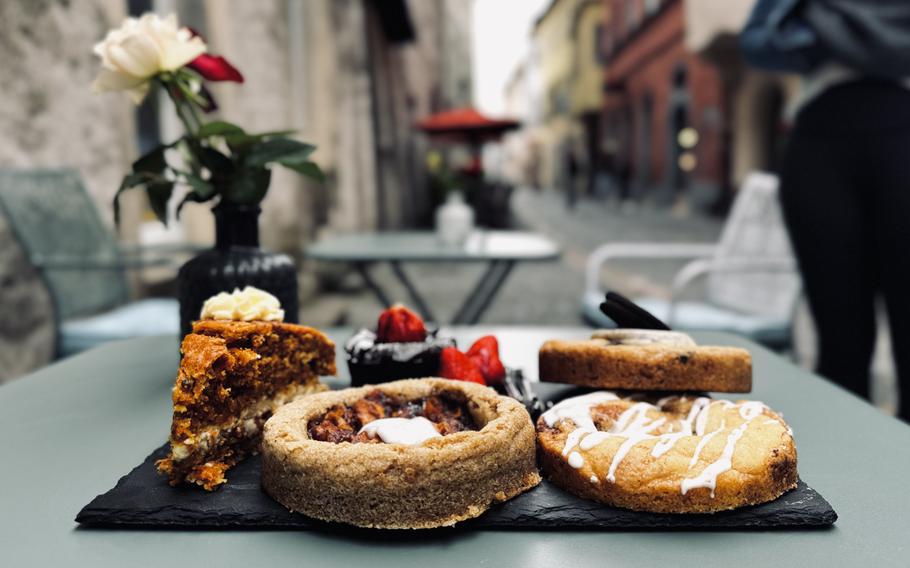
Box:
176 194 204 218
222 132 262 153
176 172 217 219
279 159 326 183
197 120 246 138
253 129 297 139
245 138 316 168
132 145 168 175
145 179 174 226
197 147 234 177
225 167 272 205
223 130 299 151
184 173 215 199
113 172 150 226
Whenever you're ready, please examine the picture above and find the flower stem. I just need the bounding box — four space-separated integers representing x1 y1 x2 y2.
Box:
165 85 198 135
158 77 203 175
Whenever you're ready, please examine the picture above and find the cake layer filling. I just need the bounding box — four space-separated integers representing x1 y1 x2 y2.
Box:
174 329 326 431
169 381 327 464
308 389 478 444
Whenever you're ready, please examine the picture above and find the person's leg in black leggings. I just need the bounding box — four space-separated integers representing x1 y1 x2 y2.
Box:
867 128 910 421
779 119 876 399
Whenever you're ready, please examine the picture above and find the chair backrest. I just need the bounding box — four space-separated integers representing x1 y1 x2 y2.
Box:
707 171 801 319
0 169 129 320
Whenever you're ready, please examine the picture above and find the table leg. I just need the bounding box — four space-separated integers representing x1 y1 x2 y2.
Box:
451 260 516 325
354 262 393 308
389 261 438 323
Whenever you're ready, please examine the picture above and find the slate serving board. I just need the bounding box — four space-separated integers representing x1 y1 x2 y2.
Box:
77 382 837 531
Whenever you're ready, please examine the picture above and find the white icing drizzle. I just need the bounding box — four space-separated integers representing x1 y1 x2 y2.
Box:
613 402 656 432
762 418 794 437
542 391 619 431
562 428 591 457
689 420 725 468
687 398 712 434
651 431 688 458
358 417 441 446
607 416 665 482
681 421 749 497
547 392 780 499
695 400 734 435
578 430 612 451
739 401 766 420
590 329 696 346
568 452 585 468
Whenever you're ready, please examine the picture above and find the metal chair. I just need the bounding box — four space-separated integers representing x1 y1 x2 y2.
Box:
582 172 801 350
0 169 181 357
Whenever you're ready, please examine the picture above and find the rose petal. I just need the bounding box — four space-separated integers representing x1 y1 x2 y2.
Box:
188 54 244 83
92 69 150 104
92 67 149 93
108 34 160 78
158 35 206 71
126 82 152 104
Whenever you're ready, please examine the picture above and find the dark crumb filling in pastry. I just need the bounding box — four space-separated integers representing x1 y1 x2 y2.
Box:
308 389 478 443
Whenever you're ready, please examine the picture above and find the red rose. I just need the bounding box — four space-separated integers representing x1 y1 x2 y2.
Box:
189 54 244 83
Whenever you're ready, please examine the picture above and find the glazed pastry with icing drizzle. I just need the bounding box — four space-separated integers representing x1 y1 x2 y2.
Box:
536 391 798 513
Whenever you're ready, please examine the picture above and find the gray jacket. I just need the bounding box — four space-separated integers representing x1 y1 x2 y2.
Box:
741 0 910 78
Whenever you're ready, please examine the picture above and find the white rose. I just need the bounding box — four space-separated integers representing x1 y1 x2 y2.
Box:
92 13 206 103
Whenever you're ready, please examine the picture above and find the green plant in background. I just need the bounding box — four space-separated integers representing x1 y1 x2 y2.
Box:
92 13 323 225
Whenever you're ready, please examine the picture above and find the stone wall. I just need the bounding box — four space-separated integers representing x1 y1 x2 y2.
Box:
0 0 477 379
0 0 137 382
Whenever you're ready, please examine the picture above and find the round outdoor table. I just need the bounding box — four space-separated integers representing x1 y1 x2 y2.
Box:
305 231 560 324
1 328 908 567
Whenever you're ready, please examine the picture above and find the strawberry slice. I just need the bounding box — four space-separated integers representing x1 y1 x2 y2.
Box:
438 347 485 384
376 304 427 343
466 335 506 386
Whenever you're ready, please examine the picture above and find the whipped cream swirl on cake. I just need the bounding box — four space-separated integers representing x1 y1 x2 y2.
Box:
200 286 285 322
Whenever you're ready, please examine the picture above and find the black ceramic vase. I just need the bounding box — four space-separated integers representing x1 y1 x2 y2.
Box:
176 204 298 337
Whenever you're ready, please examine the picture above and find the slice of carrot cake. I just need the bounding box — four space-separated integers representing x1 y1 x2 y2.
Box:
157 286 336 490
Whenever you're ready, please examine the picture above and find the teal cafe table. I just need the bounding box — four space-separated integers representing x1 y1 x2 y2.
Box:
306 231 560 324
1 328 907 567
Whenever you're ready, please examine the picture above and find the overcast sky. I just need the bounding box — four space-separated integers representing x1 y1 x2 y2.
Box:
472 0 551 116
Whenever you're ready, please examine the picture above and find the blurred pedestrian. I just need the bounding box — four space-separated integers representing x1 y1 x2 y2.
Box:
565 144 579 210
742 0 910 421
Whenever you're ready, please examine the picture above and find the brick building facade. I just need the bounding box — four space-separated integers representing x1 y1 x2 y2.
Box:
602 0 726 205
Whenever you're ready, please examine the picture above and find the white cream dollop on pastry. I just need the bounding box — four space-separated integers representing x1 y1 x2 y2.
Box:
200 286 285 322
358 417 442 446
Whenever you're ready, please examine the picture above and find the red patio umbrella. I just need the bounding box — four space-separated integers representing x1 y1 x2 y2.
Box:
416 107 520 145
416 107 521 179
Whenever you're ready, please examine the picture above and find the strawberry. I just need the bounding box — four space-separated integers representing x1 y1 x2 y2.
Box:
438 347 485 384
466 335 506 386
376 304 427 343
